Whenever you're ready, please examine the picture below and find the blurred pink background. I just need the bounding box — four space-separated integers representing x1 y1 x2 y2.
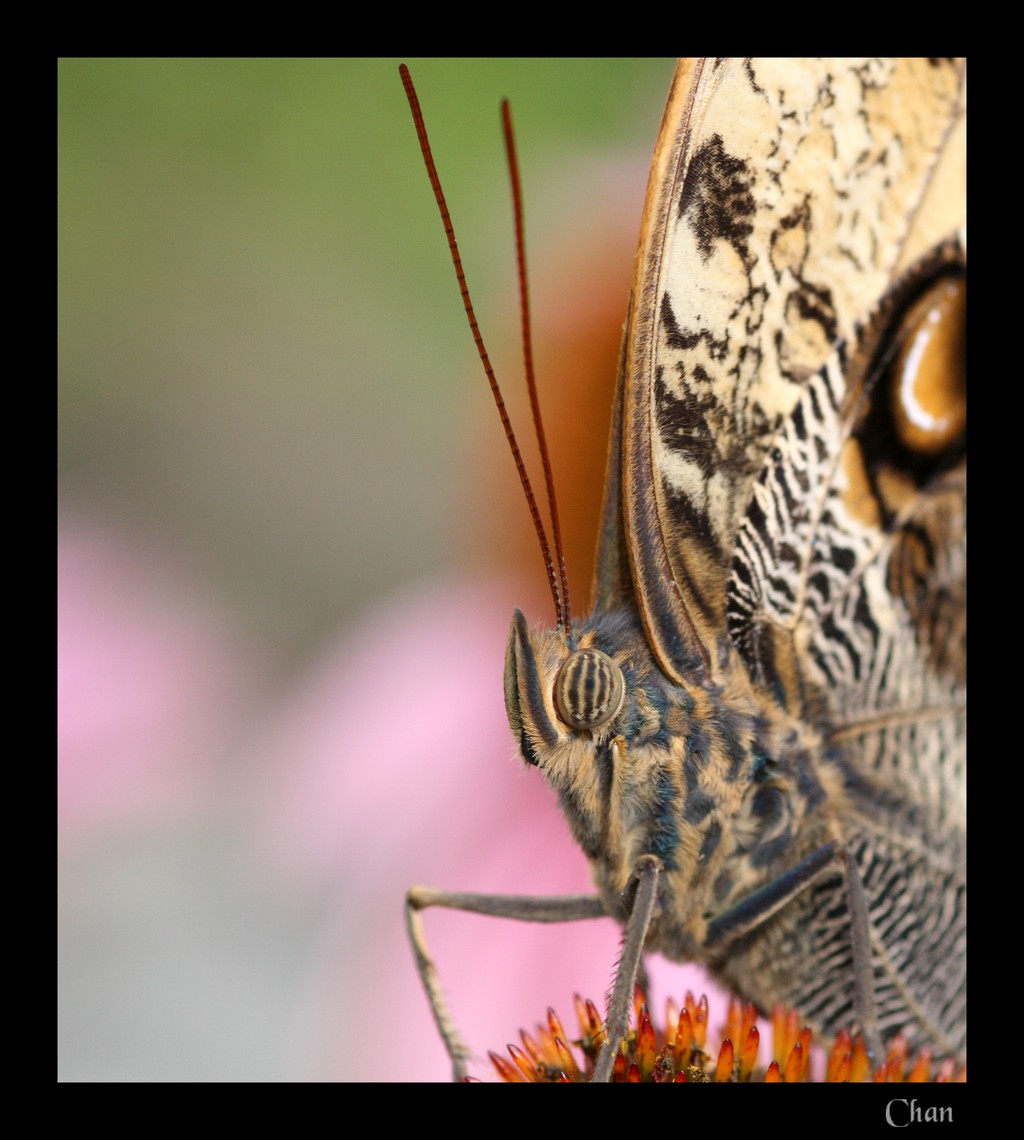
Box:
58 524 727 1081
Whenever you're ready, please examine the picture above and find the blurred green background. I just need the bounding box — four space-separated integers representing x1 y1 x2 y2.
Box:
59 57 672 659
58 58 675 1081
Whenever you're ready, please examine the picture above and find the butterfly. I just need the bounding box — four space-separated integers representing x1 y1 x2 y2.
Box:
403 58 966 1081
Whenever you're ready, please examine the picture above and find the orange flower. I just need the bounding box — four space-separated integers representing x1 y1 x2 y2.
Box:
488 988 966 1084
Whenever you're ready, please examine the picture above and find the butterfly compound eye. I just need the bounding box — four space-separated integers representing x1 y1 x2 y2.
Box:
553 648 626 731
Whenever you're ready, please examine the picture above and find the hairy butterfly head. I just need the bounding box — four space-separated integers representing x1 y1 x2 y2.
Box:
504 607 679 905
502 606 832 950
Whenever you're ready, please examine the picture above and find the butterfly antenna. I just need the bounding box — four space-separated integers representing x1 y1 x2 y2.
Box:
500 100 572 628
400 64 568 630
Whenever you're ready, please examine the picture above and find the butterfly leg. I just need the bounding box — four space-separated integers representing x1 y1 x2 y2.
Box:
839 845 883 1064
704 841 840 946
592 854 663 1083
704 839 885 1064
405 885 606 1081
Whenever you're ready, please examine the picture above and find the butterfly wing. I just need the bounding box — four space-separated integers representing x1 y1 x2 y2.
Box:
603 58 965 678
599 58 966 1055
